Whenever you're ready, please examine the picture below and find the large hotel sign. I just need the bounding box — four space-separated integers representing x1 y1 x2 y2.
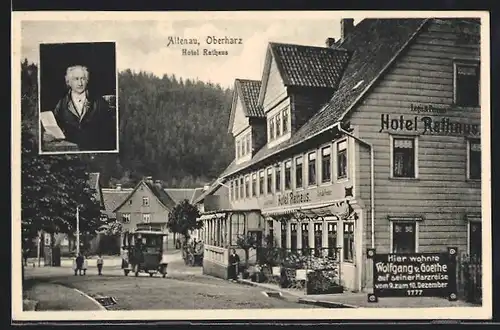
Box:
261 184 352 209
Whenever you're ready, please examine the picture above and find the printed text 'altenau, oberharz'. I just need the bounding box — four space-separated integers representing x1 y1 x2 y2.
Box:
166 36 244 56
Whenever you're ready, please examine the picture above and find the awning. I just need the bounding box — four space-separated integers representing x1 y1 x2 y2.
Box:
297 200 353 220
261 208 296 218
198 212 226 221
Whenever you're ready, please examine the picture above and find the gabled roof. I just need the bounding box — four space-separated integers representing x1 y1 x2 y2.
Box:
164 188 200 205
102 188 134 218
220 18 430 179
112 179 177 213
270 42 351 88
227 79 263 134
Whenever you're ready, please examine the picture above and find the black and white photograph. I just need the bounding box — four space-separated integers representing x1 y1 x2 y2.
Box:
12 11 491 322
38 42 118 154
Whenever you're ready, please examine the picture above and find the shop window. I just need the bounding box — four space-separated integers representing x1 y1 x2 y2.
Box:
308 151 317 186
301 223 310 254
252 173 257 197
454 61 480 107
142 197 149 206
259 170 265 195
142 213 151 223
392 137 417 178
321 145 332 183
327 222 337 258
337 140 347 180
295 156 303 189
392 222 417 253
266 167 273 194
281 222 287 248
343 222 354 262
275 164 281 192
230 213 246 245
469 221 482 261
291 223 297 251
269 117 275 140
284 160 292 190
245 175 250 198
468 139 481 180
314 223 323 256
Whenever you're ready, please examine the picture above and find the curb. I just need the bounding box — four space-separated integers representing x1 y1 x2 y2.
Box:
235 279 358 309
72 288 107 311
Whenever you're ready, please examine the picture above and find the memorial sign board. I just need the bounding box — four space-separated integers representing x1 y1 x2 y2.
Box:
366 247 458 302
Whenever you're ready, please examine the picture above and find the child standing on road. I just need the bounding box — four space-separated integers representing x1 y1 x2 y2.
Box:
97 254 104 275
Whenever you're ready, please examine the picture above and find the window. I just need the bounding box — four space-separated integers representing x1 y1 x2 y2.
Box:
321 146 332 183
239 177 244 198
295 156 303 189
327 222 337 258
337 140 347 180
121 213 131 224
290 223 297 251
230 181 234 200
343 222 354 262
236 141 240 158
454 61 480 107
230 213 246 245
468 139 481 180
242 137 246 156
142 213 151 223
301 223 310 253
392 137 416 178
267 220 274 247
314 223 323 256
469 222 482 261
282 108 289 134
308 152 317 186
266 167 273 194
245 175 250 198
284 160 292 190
235 179 239 200
276 114 281 137
281 222 287 248
251 173 257 197
259 170 265 195
269 117 275 140
392 222 416 253
275 164 281 192
142 197 149 206
246 134 251 155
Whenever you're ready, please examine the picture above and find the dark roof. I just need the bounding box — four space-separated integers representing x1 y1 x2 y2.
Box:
113 179 177 212
102 188 133 218
220 18 429 179
269 42 351 88
237 79 263 117
164 188 199 205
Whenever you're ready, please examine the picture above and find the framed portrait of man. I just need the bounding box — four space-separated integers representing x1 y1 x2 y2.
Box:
38 41 118 154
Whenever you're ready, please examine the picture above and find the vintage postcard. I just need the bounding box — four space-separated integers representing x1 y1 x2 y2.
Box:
11 10 491 322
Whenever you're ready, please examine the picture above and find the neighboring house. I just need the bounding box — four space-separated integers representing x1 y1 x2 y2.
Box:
113 176 177 248
199 18 482 291
102 184 134 221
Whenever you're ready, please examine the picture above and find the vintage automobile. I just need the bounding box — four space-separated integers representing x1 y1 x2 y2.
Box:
121 228 169 277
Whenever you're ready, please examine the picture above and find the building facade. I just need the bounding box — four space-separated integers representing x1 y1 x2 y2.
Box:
204 18 482 292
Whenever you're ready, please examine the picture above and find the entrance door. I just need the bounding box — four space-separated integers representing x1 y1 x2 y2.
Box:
469 222 482 261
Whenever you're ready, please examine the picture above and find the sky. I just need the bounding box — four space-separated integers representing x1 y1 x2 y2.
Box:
20 16 362 88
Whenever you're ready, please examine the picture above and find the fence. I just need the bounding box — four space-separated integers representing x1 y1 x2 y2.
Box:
456 253 482 304
254 247 343 294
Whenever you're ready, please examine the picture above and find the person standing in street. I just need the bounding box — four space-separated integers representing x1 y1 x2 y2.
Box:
75 253 84 276
96 253 104 275
228 249 240 282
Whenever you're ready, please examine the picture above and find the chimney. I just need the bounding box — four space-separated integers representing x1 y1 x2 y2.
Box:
325 37 336 48
116 183 122 191
341 18 354 42
154 180 163 189
144 176 153 184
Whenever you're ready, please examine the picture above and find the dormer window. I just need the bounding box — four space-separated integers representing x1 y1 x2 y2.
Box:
269 117 275 140
275 114 281 137
282 107 289 134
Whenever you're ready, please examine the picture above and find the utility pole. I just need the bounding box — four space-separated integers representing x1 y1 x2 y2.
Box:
76 206 80 255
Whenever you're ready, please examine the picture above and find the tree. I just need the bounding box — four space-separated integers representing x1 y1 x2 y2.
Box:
166 200 202 243
236 232 259 269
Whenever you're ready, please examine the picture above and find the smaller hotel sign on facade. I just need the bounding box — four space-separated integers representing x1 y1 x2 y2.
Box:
366 247 458 302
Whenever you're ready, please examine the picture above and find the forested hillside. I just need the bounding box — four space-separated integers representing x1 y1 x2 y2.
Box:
21 60 235 188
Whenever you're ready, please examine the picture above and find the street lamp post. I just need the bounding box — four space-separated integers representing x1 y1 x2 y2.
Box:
76 206 80 255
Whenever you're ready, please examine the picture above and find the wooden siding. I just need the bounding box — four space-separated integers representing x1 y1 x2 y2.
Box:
349 19 481 269
263 57 287 111
231 96 249 136
116 182 170 233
